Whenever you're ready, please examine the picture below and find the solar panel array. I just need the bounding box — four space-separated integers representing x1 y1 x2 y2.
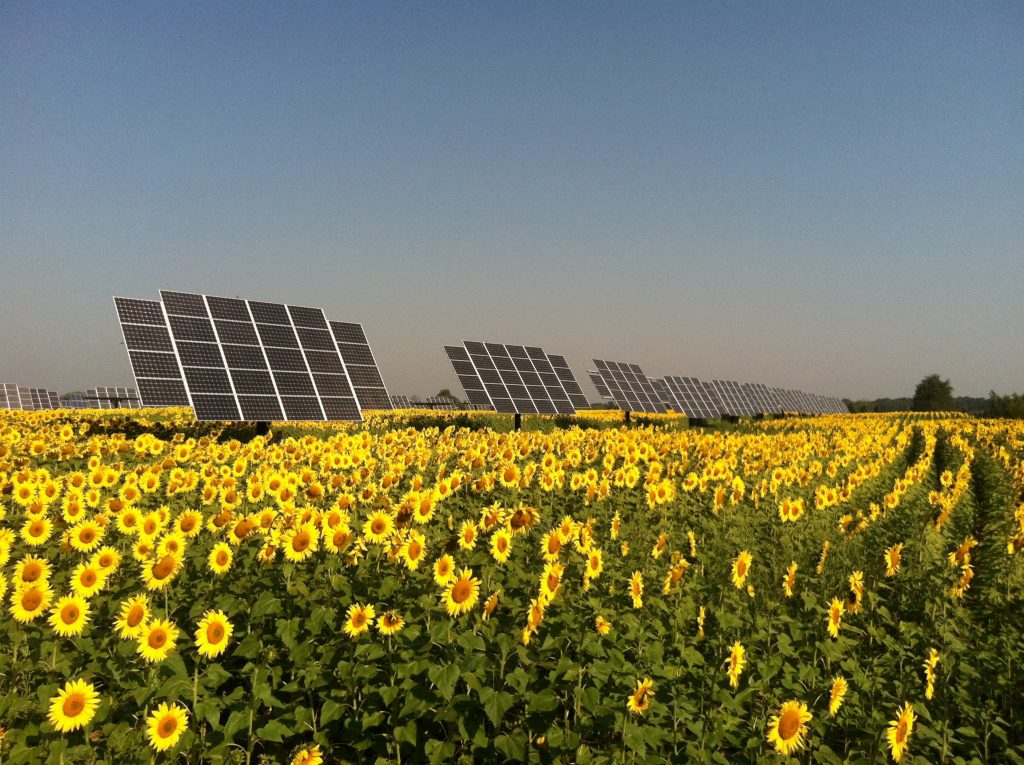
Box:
86 387 141 409
329 322 393 410
588 371 613 401
425 396 459 410
648 377 675 410
592 360 666 413
452 342 578 415
114 297 192 408
1 385 62 411
663 376 721 418
547 355 590 410
157 290 361 422
389 394 412 408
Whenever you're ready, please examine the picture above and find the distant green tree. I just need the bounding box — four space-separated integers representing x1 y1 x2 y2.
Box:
912 374 956 412
988 391 1024 419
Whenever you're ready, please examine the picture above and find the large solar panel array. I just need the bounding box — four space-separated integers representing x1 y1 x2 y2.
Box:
451 342 578 415
546 355 590 410
156 290 361 422
329 322 392 410
588 371 613 401
648 377 675 410
663 377 721 418
592 360 667 413
114 297 192 408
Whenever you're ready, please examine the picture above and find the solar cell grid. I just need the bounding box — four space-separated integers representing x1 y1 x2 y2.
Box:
459 341 577 415
592 359 666 413
328 321 392 411
114 296 191 408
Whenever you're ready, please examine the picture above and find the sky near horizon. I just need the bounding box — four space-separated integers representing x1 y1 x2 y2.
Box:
1 1 1022 402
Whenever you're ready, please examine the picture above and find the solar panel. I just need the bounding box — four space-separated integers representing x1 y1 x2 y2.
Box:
389 394 412 408
425 395 459 410
648 377 676 411
444 345 495 409
664 376 721 419
114 297 191 408
158 291 361 422
592 359 666 413
461 341 577 415
1 384 23 410
328 321 393 411
588 371 613 400
740 383 770 416
547 354 590 410
708 380 755 417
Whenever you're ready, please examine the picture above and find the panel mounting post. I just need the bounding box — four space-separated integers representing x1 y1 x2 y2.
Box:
513 412 522 431
624 409 631 426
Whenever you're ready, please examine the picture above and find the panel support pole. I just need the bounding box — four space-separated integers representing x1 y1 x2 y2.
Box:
513 413 522 431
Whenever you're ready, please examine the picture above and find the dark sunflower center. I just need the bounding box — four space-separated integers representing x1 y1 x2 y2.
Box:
127 605 145 627
149 630 167 648
207 623 224 642
292 533 310 552
62 606 79 624
452 580 472 604
23 590 42 610
159 717 177 737
778 709 801 739
63 695 85 717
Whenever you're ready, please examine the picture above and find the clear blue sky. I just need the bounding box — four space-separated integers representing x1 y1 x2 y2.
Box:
2 2 1021 400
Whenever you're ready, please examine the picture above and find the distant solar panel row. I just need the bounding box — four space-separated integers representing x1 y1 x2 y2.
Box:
1 384 61 411
592 360 666 413
86 387 141 409
445 342 589 415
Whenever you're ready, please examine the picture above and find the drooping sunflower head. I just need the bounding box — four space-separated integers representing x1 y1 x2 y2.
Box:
626 678 654 716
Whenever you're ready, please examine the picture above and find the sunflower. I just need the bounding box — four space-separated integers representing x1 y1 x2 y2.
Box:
282 523 318 563
783 561 798 598
49 594 90 637
291 746 324 765
68 520 104 553
21 516 53 546
195 610 233 659
208 542 233 574
726 641 746 688
595 615 612 636
585 548 603 580
539 561 564 604
923 649 939 700
885 543 904 577
626 678 654 716
886 702 916 762
138 619 179 663
400 530 427 571
115 595 150 639
610 511 621 540
540 531 562 561
143 554 181 591
146 702 188 752
458 520 477 550
444 568 480 617
483 591 500 620
363 511 395 544
827 598 844 639
829 675 848 716
490 528 512 564
13 554 49 586
377 611 405 636
433 554 456 587
47 678 100 734
731 550 752 589
70 562 105 598
630 570 643 609
90 546 121 574
343 603 375 638
766 700 812 755
696 606 706 637
10 582 52 623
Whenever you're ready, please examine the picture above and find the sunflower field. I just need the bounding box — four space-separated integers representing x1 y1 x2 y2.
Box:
0 409 1022 764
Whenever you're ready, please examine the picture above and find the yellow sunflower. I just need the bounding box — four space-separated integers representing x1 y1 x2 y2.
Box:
630 570 643 609
490 528 512 564
143 554 181 591
595 615 612 636
49 594 91 637
829 675 848 716
731 550 752 589
282 523 318 563
291 746 324 765
47 678 100 733
400 530 427 571
885 543 904 577
195 610 233 659
10 581 52 623
766 700 812 755
115 595 150 639
433 554 456 587
362 511 395 545
458 520 477 550
483 591 500 620
343 603 375 638
827 598 844 639
138 619 179 663
68 520 104 553
727 641 746 688
146 701 188 752
13 554 50 587
783 561 798 598
208 542 233 574
539 561 564 604
444 568 480 617
886 702 916 762
377 611 405 636
626 677 654 716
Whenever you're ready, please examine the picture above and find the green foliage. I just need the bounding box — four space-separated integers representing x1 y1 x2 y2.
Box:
913 374 957 412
